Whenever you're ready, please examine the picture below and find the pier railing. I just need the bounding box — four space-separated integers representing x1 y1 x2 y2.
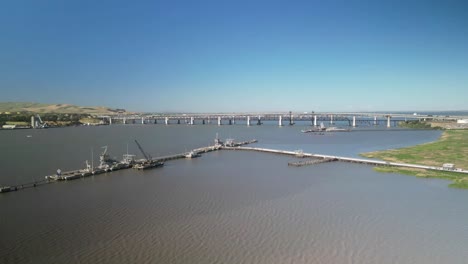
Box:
222 146 468 174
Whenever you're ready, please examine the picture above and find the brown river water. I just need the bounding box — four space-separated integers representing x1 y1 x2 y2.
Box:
1 123 467 263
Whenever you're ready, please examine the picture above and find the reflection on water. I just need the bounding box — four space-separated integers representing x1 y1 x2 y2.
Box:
1 125 467 263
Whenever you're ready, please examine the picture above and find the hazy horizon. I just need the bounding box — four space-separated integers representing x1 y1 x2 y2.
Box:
1 101 468 115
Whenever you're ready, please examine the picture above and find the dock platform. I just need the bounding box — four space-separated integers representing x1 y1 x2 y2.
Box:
288 158 337 167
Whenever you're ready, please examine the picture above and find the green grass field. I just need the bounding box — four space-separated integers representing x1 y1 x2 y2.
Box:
5 121 29 126
361 130 468 188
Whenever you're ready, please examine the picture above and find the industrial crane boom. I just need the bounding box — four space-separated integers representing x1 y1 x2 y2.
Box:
36 114 43 124
101 146 108 156
134 140 151 161
34 114 47 128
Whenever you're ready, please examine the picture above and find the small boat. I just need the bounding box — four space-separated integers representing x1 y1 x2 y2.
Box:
92 168 107 175
133 139 164 170
0 186 12 193
64 174 81 180
325 127 351 132
109 147 136 171
224 138 235 147
301 128 319 133
109 162 131 171
26 135 32 138
302 122 327 133
133 161 164 170
45 169 82 181
185 151 201 159
81 171 93 177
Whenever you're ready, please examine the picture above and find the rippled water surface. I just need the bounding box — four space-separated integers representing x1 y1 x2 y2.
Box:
1 125 467 263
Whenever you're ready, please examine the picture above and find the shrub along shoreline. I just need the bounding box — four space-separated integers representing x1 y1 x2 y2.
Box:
361 130 468 189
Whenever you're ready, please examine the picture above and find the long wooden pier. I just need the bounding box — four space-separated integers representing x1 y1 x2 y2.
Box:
223 146 468 174
288 158 337 167
3 138 467 194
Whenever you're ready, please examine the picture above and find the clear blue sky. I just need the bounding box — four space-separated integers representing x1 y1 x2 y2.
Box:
1 0 467 112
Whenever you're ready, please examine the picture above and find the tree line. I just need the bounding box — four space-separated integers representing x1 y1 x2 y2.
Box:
0 113 97 126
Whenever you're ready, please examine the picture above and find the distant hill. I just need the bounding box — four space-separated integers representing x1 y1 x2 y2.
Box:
0 102 126 114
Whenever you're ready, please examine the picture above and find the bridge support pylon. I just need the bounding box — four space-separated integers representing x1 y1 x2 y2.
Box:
247 116 251 126
387 116 391 128
141 117 145 124
190 117 194 125
279 116 283 126
289 111 294 125
374 116 377 126
109 117 112 125
314 115 317 126
330 115 333 125
217 116 221 126
123 117 126 124
352 116 356 127
165 117 169 125
257 116 262 125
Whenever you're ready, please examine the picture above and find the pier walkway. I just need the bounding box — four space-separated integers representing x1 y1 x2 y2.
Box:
3 139 467 194
223 146 468 174
288 158 337 167
153 139 257 163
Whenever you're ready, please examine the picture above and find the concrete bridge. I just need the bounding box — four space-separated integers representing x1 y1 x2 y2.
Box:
97 112 460 128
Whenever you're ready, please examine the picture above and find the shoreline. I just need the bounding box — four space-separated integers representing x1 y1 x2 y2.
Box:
360 130 468 188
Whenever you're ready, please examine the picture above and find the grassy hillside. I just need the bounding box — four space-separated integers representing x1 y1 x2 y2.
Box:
0 102 125 114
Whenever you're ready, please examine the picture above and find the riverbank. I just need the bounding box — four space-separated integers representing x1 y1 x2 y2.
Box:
361 130 468 188
398 120 439 129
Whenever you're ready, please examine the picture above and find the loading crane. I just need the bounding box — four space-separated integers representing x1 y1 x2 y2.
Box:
36 114 43 124
34 114 48 128
134 140 152 161
101 146 108 156
133 140 163 170
100 146 116 162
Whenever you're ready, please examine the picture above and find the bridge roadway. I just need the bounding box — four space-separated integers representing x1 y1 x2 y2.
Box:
98 111 460 127
222 146 468 174
100 112 462 120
